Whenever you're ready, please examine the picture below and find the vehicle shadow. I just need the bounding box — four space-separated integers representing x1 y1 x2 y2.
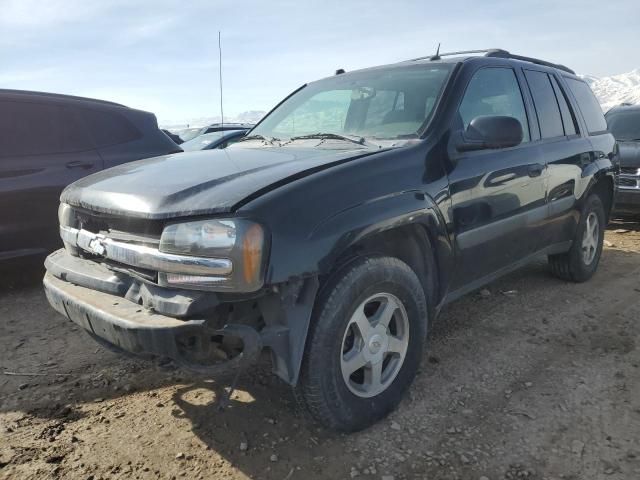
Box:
3 247 640 479
608 217 640 232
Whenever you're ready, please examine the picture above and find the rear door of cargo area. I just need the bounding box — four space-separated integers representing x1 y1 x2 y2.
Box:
0 99 103 261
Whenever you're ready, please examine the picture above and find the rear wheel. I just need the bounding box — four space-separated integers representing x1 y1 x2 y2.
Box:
296 256 428 431
549 194 605 282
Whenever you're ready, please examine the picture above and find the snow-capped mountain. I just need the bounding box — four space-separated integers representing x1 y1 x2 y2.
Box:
161 110 266 130
581 69 640 112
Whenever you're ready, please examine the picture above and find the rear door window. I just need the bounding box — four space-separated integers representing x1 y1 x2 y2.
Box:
524 70 564 139
565 78 607 134
60 107 94 152
458 67 530 142
81 108 142 147
0 101 62 157
549 76 577 136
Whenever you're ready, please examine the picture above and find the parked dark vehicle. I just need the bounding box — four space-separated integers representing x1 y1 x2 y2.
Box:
161 129 184 145
0 90 181 266
175 123 254 142
180 129 248 151
605 103 640 216
43 50 615 431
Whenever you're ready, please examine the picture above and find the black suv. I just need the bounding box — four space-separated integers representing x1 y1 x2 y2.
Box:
43 49 615 431
605 103 640 215
0 90 181 266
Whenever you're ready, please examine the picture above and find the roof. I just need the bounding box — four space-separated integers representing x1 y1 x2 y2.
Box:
327 48 576 82
0 88 127 108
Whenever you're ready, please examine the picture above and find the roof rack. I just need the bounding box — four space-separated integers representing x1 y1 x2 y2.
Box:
407 49 508 62
485 50 575 75
406 48 575 75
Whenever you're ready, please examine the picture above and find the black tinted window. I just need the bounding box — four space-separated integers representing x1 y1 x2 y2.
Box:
549 76 577 135
565 78 607 134
60 107 94 152
81 108 142 147
524 70 564 138
458 67 530 142
0 101 96 157
606 110 640 141
0 101 62 156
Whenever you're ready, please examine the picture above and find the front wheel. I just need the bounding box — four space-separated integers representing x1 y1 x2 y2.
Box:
296 256 428 432
549 194 605 282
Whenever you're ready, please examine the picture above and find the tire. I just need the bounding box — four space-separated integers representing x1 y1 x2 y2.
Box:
548 194 605 282
296 256 428 432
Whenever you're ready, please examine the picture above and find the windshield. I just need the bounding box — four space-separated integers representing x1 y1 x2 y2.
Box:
250 64 453 143
606 110 640 141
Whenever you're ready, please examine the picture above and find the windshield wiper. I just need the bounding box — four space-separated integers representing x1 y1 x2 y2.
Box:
285 133 381 148
237 134 280 145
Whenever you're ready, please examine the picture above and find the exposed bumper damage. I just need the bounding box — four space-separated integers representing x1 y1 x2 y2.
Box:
43 249 319 384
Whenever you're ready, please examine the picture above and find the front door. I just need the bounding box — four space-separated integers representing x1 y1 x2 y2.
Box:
447 66 547 290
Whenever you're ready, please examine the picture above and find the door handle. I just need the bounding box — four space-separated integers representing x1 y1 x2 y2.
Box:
66 160 94 169
528 164 544 177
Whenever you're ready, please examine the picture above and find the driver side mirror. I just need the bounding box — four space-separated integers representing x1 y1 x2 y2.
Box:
456 115 523 152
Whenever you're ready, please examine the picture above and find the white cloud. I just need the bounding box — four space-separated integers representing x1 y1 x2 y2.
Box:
0 0 112 27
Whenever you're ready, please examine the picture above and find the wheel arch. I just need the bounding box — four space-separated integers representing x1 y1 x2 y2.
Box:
585 170 615 222
311 191 453 318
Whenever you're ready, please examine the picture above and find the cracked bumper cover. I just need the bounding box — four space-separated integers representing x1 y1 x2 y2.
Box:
43 253 263 376
43 249 319 383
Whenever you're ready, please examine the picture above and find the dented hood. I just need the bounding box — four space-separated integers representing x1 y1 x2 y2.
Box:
61 145 375 219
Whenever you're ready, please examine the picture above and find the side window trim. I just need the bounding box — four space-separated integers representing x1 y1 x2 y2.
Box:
513 67 541 141
522 68 567 142
453 65 532 146
549 74 580 137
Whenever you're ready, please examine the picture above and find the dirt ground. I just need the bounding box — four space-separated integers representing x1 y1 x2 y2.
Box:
1 220 639 480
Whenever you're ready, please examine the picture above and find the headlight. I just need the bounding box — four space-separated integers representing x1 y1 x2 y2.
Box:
159 218 267 292
58 203 75 228
58 203 79 255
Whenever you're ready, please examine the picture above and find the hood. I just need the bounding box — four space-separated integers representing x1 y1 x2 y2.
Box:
62 145 378 219
618 141 640 168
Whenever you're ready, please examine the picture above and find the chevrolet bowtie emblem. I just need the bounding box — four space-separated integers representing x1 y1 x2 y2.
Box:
88 235 107 255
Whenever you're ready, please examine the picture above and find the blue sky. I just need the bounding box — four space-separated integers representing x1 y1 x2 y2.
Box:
1 0 637 124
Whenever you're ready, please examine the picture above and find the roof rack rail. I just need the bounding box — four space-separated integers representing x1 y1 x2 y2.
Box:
406 48 575 75
407 49 508 62
484 50 575 74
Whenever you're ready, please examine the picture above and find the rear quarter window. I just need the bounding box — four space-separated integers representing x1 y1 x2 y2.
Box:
565 78 607 134
81 108 142 147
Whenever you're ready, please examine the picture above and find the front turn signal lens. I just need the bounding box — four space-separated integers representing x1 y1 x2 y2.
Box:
243 223 264 285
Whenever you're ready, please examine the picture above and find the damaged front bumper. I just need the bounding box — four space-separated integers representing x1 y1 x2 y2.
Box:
43 249 318 383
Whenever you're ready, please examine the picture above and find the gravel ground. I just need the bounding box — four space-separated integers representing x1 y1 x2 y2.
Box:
1 220 639 480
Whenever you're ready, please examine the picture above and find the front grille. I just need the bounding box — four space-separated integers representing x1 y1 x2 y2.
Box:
620 166 640 175
73 207 164 241
618 177 639 189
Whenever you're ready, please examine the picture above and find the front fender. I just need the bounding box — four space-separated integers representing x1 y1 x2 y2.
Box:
308 190 453 301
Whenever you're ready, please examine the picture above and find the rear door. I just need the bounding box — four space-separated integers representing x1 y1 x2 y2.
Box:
522 71 603 247
0 100 102 260
448 66 547 288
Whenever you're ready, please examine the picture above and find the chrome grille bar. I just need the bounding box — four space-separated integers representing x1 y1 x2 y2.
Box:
60 226 232 276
